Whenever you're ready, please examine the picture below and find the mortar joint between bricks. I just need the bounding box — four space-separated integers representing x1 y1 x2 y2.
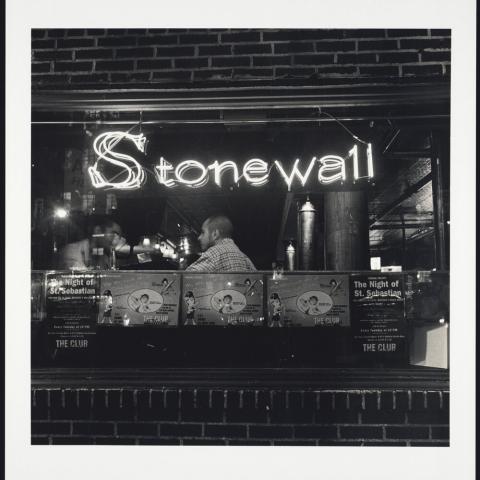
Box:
286 391 290 409
336 425 341 440
407 391 412 410
254 390 259 409
193 389 198 409
32 389 37 408
208 390 213 409
439 391 443 409
148 389 152 409
178 389 182 409
162 389 167 408
239 390 244 409
223 390 228 409
377 392 381 410
133 390 139 421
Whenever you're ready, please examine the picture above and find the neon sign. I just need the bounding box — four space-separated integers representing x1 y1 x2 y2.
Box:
89 131 146 190
90 131 374 191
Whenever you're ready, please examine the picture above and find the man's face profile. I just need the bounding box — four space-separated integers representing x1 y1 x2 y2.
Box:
198 220 216 251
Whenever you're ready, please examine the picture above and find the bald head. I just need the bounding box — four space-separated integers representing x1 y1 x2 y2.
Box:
198 215 233 251
205 215 233 238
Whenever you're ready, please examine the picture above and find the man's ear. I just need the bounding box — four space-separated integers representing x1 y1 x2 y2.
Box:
211 228 220 241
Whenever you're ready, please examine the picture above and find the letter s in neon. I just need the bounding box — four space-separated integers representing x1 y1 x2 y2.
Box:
88 131 146 190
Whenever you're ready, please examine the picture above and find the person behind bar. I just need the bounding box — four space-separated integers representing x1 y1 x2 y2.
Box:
185 215 256 272
58 218 125 270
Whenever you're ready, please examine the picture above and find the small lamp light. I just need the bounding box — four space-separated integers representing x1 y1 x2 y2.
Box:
54 208 68 219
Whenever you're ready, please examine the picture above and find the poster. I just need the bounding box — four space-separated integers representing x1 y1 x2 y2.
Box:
182 274 264 326
46 272 99 351
266 274 349 327
99 272 180 326
31 271 46 323
350 274 407 360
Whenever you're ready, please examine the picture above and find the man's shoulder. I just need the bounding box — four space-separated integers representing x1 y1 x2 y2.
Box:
216 238 242 252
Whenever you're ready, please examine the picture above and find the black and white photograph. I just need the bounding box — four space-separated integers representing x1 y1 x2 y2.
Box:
4 1 476 479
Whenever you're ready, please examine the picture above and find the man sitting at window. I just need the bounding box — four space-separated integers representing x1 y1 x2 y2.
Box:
185 215 256 272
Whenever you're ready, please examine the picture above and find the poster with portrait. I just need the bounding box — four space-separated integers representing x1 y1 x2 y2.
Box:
182 274 264 326
45 272 99 351
266 274 350 327
99 272 180 326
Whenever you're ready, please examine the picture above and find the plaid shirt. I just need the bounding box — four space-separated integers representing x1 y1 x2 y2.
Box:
185 238 256 272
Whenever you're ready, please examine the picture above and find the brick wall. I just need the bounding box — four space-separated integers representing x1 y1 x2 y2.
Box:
31 28 451 88
32 387 449 446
